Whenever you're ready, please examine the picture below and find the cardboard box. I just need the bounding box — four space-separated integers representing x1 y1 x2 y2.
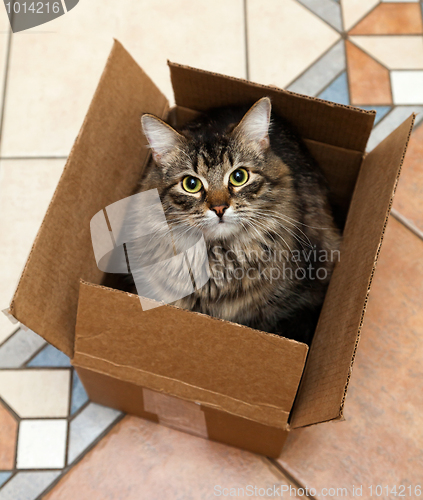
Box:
6 40 414 458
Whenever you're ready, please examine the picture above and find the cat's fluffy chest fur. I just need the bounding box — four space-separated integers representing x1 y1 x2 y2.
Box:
132 97 341 344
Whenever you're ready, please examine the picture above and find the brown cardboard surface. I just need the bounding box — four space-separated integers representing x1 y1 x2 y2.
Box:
168 62 375 152
75 366 288 458
9 41 169 357
290 115 415 428
73 281 308 428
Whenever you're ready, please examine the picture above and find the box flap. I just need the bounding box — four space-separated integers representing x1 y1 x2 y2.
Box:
168 62 375 153
73 281 309 429
290 115 415 428
9 40 169 357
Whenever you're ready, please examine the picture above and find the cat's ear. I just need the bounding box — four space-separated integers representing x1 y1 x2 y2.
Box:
141 114 182 163
234 97 271 149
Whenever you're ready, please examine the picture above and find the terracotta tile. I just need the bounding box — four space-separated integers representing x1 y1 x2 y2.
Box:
0 400 18 469
247 0 340 89
350 3 423 35
277 218 423 497
45 416 301 500
394 123 423 233
346 40 392 105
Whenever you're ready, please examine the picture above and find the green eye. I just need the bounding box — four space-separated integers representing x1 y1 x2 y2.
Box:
229 168 249 187
182 176 202 193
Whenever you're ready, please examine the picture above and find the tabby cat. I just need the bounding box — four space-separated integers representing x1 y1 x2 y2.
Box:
128 97 340 344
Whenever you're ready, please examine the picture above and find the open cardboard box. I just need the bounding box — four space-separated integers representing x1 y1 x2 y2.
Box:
6 41 414 458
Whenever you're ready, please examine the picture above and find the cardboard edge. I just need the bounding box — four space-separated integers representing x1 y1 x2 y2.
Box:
78 279 310 350
336 113 416 420
71 359 291 431
167 60 376 118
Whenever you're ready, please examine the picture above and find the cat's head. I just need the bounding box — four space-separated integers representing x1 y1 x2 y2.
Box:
141 97 292 243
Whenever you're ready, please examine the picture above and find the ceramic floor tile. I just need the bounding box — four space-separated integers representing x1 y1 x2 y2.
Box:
346 40 392 105
0 401 17 469
70 371 89 416
2 0 244 157
382 0 419 2
393 123 423 233
0 159 65 346
297 0 343 31
26 344 71 367
341 0 379 31
46 416 301 500
360 105 392 125
0 369 70 418
318 71 349 105
67 403 122 464
0 473 12 489
350 3 423 35
16 419 67 469
277 218 423 497
350 35 423 69
0 328 45 368
0 8 10 123
366 105 423 151
0 471 61 500
288 40 345 96
247 0 340 89
391 70 423 104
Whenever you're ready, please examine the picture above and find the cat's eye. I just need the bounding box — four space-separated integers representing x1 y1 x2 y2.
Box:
229 168 249 187
182 176 202 193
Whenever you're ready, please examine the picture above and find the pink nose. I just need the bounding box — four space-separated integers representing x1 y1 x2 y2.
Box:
211 205 228 218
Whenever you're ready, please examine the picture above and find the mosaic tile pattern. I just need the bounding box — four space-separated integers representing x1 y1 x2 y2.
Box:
0 1 422 498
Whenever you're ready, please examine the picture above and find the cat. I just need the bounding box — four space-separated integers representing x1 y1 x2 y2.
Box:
124 97 341 345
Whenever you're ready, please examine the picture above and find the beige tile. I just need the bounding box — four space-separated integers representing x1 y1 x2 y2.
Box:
0 369 70 417
0 159 65 344
2 0 245 157
247 0 340 89
341 0 379 31
350 35 423 69
0 7 10 121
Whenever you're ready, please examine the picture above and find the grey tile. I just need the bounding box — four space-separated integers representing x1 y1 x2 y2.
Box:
0 471 60 500
67 403 122 464
27 344 71 367
366 106 423 151
0 473 12 488
70 370 89 415
0 329 45 368
288 40 345 96
297 0 343 31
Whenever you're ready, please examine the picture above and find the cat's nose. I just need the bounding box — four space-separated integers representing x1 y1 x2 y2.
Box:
211 204 229 218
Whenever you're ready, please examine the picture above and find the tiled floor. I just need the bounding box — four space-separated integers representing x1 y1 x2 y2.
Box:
0 1 422 499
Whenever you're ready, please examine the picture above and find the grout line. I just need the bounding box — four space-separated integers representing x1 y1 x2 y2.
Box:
314 67 345 99
22 342 48 366
0 26 11 162
35 412 126 500
284 38 342 91
267 458 316 499
243 0 250 80
64 368 73 467
0 326 20 348
391 209 423 241
0 395 21 422
345 1 382 34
